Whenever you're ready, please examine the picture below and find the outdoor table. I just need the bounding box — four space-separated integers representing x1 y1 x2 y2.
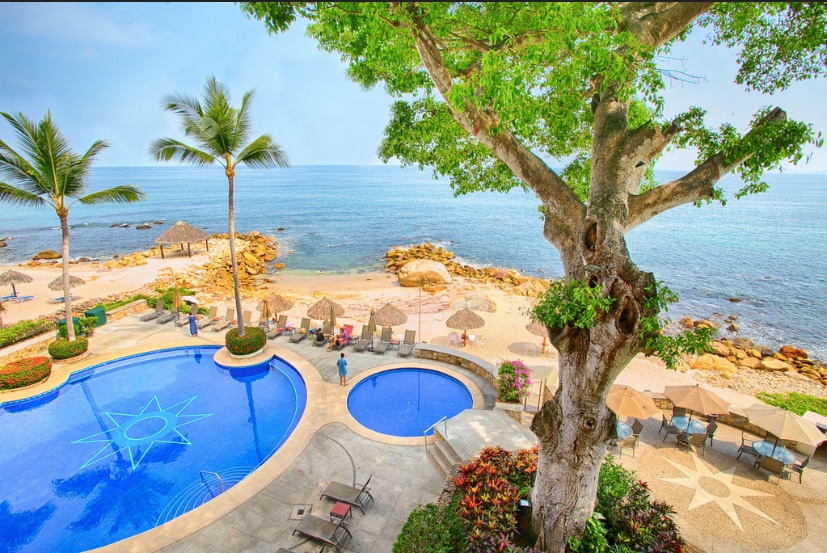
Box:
753 441 796 465
616 421 633 439
671 416 706 435
330 501 352 524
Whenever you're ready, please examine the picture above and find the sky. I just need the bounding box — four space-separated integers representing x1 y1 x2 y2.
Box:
1 2 825 172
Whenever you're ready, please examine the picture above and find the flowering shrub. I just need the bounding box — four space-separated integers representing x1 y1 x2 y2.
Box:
0 318 54 348
497 359 532 403
225 327 266 355
0 356 52 390
48 336 89 360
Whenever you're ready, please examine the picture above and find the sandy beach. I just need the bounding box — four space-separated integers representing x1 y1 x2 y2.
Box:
2 239 825 411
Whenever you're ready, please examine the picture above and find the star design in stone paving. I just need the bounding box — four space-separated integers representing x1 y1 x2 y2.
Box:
74 395 212 470
661 456 777 531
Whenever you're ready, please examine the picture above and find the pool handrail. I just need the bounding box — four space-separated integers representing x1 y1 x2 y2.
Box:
200 470 224 495
423 416 448 453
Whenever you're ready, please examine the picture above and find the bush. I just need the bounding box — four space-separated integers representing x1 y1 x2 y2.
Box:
0 356 52 390
78 316 98 334
48 336 89 360
756 391 827 417
496 359 532 403
57 321 82 340
392 496 466 553
225 326 266 355
0 318 54 348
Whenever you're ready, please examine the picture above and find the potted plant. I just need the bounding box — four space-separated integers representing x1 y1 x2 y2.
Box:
225 326 267 358
495 359 532 412
79 316 98 337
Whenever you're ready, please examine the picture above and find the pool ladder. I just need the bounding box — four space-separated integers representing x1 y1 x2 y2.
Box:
423 416 448 454
200 470 224 494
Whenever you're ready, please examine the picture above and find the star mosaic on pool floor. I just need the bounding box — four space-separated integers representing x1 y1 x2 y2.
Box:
660 456 776 531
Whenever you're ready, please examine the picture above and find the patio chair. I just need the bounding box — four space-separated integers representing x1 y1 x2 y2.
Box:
320 474 374 514
705 419 719 447
615 434 639 458
212 308 234 332
630 418 644 436
331 324 354 350
736 432 760 466
447 331 460 347
267 314 288 339
397 329 417 357
139 300 165 322
352 325 373 352
759 455 786 484
672 406 686 418
289 318 311 343
373 326 393 354
196 306 219 329
785 455 810 484
660 414 680 441
291 513 352 553
677 431 707 456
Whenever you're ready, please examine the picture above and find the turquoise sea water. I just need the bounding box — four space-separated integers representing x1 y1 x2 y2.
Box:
1 165 825 360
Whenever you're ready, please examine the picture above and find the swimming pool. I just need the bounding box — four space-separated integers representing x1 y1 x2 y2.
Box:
347 368 473 437
0 346 306 553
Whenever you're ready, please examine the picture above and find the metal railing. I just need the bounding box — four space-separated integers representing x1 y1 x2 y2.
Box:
423 416 448 454
199 470 224 494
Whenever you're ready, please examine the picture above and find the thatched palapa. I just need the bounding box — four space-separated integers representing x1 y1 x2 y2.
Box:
155 220 211 258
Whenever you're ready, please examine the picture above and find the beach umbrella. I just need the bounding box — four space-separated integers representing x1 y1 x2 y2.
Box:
663 385 730 422
257 298 273 322
743 404 826 451
328 304 337 328
154 220 210 258
265 293 294 314
367 308 377 335
526 321 548 354
181 295 199 306
171 287 182 312
307 297 344 321
0 269 32 297
446 308 485 345
607 385 661 420
47 274 85 291
375 303 407 330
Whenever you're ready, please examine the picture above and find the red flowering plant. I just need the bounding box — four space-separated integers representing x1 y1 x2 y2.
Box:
0 356 52 390
496 359 532 403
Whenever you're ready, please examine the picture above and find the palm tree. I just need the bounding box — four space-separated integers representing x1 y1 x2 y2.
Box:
149 76 290 337
0 111 145 341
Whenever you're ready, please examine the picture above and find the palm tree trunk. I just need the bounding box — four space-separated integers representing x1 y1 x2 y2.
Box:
61 214 75 342
227 174 245 337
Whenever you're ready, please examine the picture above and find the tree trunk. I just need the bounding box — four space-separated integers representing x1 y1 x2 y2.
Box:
227 171 245 337
60 213 75 342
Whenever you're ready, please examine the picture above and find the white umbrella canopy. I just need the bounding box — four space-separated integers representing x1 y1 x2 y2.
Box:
607 385 661 420
47 275 85 291
743 404 827 448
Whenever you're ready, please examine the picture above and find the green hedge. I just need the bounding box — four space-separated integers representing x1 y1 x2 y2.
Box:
0 356 52 390
756 391 827 417
392 496 465 553
0 318 54 348
48 336 89 360
225 327 266 355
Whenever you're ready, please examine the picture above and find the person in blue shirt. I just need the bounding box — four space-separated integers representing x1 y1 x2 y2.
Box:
337 353 348 386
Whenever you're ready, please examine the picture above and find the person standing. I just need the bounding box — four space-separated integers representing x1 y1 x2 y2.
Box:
337 352 348 386
189 309 198 337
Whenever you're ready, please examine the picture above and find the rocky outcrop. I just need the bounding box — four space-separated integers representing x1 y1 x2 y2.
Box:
398 259 452 287
33 250 60 260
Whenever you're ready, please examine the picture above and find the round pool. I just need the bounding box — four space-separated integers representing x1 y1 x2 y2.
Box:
347 368 473 437
0 346 306 553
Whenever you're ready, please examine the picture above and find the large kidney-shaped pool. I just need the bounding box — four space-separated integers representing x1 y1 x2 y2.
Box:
0 346 306 553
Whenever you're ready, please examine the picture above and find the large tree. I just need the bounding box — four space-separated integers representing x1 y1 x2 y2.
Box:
149 76 291 336
0 111 145 341
243 2 824 550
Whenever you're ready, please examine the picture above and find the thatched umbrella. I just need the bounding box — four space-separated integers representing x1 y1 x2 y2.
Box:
446 308 485 346
154 220 211 258
526 321 548 354
0 269 32 297
266 293 294 315
257 298 273 324
48 275 85 291
374 303 407 331
307 297 344 322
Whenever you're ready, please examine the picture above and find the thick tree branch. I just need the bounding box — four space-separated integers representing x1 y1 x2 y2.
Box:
619 2 716 49
403 6 585 245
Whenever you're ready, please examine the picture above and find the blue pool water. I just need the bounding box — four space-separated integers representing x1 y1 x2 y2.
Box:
0 346 306 553
347 368 473 437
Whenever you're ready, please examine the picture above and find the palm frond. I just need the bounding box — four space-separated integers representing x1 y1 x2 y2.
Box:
0 182 46 207
78 185 146 206
148 138 215 166
161 92 204 120
237 136 291 169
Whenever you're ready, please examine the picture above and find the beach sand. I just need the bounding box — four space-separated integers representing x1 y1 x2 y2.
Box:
2 243 823 411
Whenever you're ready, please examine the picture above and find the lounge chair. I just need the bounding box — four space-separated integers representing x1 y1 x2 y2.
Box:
212 308 235 332
447 331 460 347
373 327 393 354
331 324 354 350
289 317 311 343
139 300 165 322
397 329 416 357
47 295 78 304
156 306 178 324
313 323 333 347
10 295 35 303
267 314 288 339
291 514 352 553
319 474 374 514
196 306 218 329
237 310 252 328
352 325 373 352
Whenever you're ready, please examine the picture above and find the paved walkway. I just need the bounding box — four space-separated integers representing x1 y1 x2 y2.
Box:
5 313 827 553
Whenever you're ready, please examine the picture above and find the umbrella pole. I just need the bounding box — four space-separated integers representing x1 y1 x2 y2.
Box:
12 283 17 297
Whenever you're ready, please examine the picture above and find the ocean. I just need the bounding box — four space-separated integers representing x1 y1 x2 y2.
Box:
1 165 825 360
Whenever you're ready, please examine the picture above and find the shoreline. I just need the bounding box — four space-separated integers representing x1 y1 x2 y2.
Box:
2 240 826 409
